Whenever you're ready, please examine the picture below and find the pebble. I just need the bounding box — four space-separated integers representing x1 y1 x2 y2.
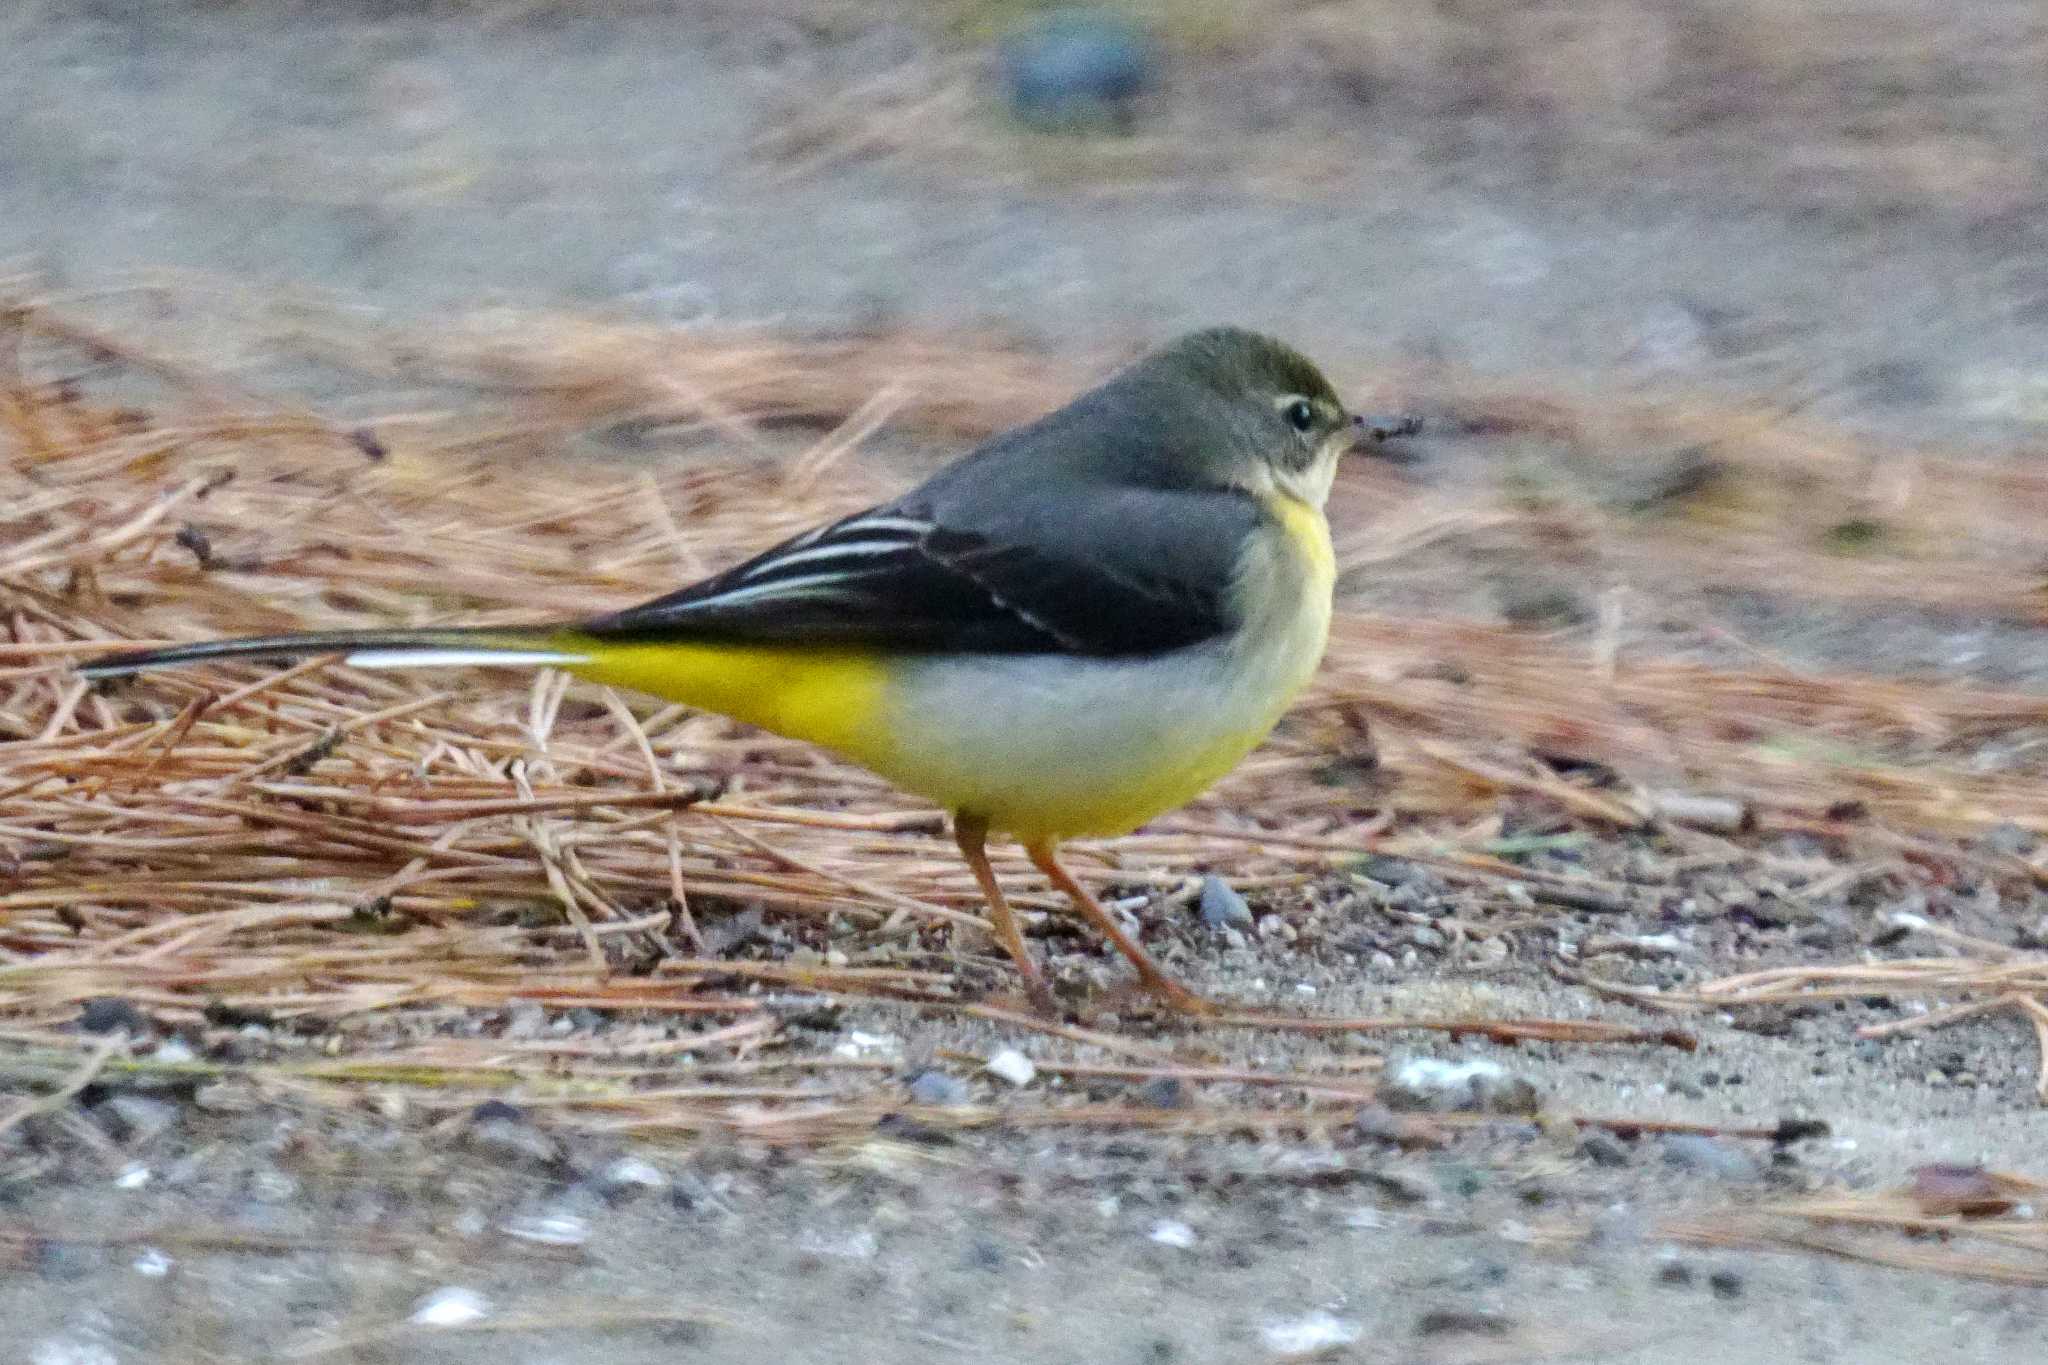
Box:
984 1048 1037 1087
1361 1165 1433 1206
907 1070 972 1106
1136 1076 1187 1109
1415 1308 1515 1338
1108 898 1145 935
1577 1133 1632 1167
1197 876 1253 930
113 1163 152 1190
1356 855 1437 889
1909 1163 2010 1215
131 1247 173 1278
503 1212 591 1248
998 8 1156 132
77 998 150 1035
248 1169 300 1204
1496 580 1592 628
1260 1311 1362 1358
833 1030 900 1061
1660 1134 1761 1182
1433 1160 1485 1199
193 1082 256 1114
1709 1268 1745 1300
35 1241 96 1282
1147 1219 1196 1249
464 1106 562 1167
1404 925 1446 952
99 1094 179 1144
702 907 766 955
411 1286 491 1328
1381 1057 1540 1115
671 1171 737 1215
150 1038 197 1066
598 1154 671 1198
1588 1204 1644 1248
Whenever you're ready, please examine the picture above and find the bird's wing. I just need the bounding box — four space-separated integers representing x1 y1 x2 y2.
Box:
578 485 1261 657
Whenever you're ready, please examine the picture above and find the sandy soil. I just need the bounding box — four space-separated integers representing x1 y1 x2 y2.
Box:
6 3 2048 1362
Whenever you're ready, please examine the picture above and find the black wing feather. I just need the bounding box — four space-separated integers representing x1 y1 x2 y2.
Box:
579 485 1257 657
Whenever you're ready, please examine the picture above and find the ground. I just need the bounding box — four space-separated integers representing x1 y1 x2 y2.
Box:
5 2 2048 1362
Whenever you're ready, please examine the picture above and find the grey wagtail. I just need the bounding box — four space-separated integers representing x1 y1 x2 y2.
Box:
82 327 1393 1015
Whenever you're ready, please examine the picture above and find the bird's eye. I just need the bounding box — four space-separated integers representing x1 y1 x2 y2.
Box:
1282 398 1316 433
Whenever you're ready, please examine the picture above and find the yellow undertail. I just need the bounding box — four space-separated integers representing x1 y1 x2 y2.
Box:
557 633 896 763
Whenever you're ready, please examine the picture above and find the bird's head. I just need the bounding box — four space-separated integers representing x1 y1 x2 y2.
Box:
1127 327 1361 508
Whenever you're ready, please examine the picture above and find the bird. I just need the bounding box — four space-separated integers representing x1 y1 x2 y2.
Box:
82 327 1385 1016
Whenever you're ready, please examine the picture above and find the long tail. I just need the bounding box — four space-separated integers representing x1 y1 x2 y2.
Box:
78 627 588 681
77 628 883 766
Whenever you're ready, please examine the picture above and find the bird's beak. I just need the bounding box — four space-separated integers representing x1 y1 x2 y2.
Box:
1349 411 1424 463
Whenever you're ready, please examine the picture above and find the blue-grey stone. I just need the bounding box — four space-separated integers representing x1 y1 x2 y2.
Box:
1198 875 1253 930
907 1070 971 1106
999 9 1157 132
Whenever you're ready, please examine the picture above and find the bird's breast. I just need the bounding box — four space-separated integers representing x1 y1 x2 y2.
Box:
867 503 1336 842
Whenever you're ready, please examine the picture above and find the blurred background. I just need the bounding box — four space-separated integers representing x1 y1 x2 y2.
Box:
6 0 2046 447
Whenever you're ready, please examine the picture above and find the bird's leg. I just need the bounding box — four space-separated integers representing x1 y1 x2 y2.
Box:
954 815 1058 1015
1025 842 1215 1016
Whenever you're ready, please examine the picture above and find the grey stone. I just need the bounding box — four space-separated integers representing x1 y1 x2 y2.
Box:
1197 875 1253 930
597 1154 670 1199
1661 1134 1761 1182
1577 1132 1632 1167
77 998 150 1035
907 1070 971 1106
1135 1076 1187 1109
999 9 1156 133
464 1105 561 1167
